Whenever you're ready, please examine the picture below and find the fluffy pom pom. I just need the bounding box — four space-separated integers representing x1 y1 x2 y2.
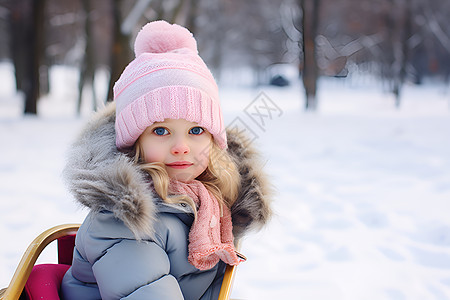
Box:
134 20 197 57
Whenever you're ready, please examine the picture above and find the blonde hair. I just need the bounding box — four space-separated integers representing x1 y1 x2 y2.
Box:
133 138 240 215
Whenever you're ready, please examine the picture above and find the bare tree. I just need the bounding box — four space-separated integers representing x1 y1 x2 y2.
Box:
300 0 320 110
77 0 97 114
10 0 45 115
393 0 412 107
106 0 133 102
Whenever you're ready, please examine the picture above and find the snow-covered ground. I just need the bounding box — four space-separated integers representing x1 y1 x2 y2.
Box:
1 63 450 299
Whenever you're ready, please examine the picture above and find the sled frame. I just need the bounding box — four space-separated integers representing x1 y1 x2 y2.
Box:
0 224 80 300
0 224 239 300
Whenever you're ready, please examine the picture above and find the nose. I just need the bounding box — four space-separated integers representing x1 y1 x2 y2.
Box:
171 138 190 155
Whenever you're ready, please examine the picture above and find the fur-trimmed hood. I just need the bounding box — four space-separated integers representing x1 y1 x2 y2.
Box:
64 102 272 240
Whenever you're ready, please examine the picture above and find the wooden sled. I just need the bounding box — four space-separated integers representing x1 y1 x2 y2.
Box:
0 224 239 300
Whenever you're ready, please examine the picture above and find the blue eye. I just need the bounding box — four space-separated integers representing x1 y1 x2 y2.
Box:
153 127 169 136
189 127 204 135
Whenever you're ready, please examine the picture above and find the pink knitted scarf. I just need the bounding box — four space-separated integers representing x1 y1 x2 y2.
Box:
168 179 241 270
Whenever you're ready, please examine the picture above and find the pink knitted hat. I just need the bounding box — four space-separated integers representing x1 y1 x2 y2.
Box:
114 20 226 150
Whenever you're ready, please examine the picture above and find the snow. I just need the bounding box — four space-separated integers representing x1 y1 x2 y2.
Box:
1 63 450 299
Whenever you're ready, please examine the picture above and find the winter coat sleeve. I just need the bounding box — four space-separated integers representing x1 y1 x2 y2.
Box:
78 211 184 300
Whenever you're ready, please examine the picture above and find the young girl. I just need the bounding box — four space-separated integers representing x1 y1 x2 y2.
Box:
61 20 272 300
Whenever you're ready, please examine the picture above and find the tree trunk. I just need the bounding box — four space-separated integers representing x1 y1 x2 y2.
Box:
10 0 45 115
106 0 133 102
25 0 45 114
184 0 198 35
10 0 27 92
300 0 320 110
78 0 97 114
395 0 412 108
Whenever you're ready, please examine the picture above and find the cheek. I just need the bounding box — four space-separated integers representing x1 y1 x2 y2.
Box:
198 151 210 169
143 151 158 163
193 145 210 170
141 143 166 163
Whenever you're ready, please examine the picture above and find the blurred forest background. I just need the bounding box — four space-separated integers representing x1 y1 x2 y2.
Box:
0 0 449 114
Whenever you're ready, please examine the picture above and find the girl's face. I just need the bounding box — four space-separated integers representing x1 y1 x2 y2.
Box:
137 119 212 182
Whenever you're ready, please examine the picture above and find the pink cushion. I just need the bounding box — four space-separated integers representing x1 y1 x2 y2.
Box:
24 264 70 300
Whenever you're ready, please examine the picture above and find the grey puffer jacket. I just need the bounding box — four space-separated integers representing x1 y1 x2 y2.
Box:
61 103 272 300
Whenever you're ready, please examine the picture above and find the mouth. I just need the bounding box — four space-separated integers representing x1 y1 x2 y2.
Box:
166 161 193 169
